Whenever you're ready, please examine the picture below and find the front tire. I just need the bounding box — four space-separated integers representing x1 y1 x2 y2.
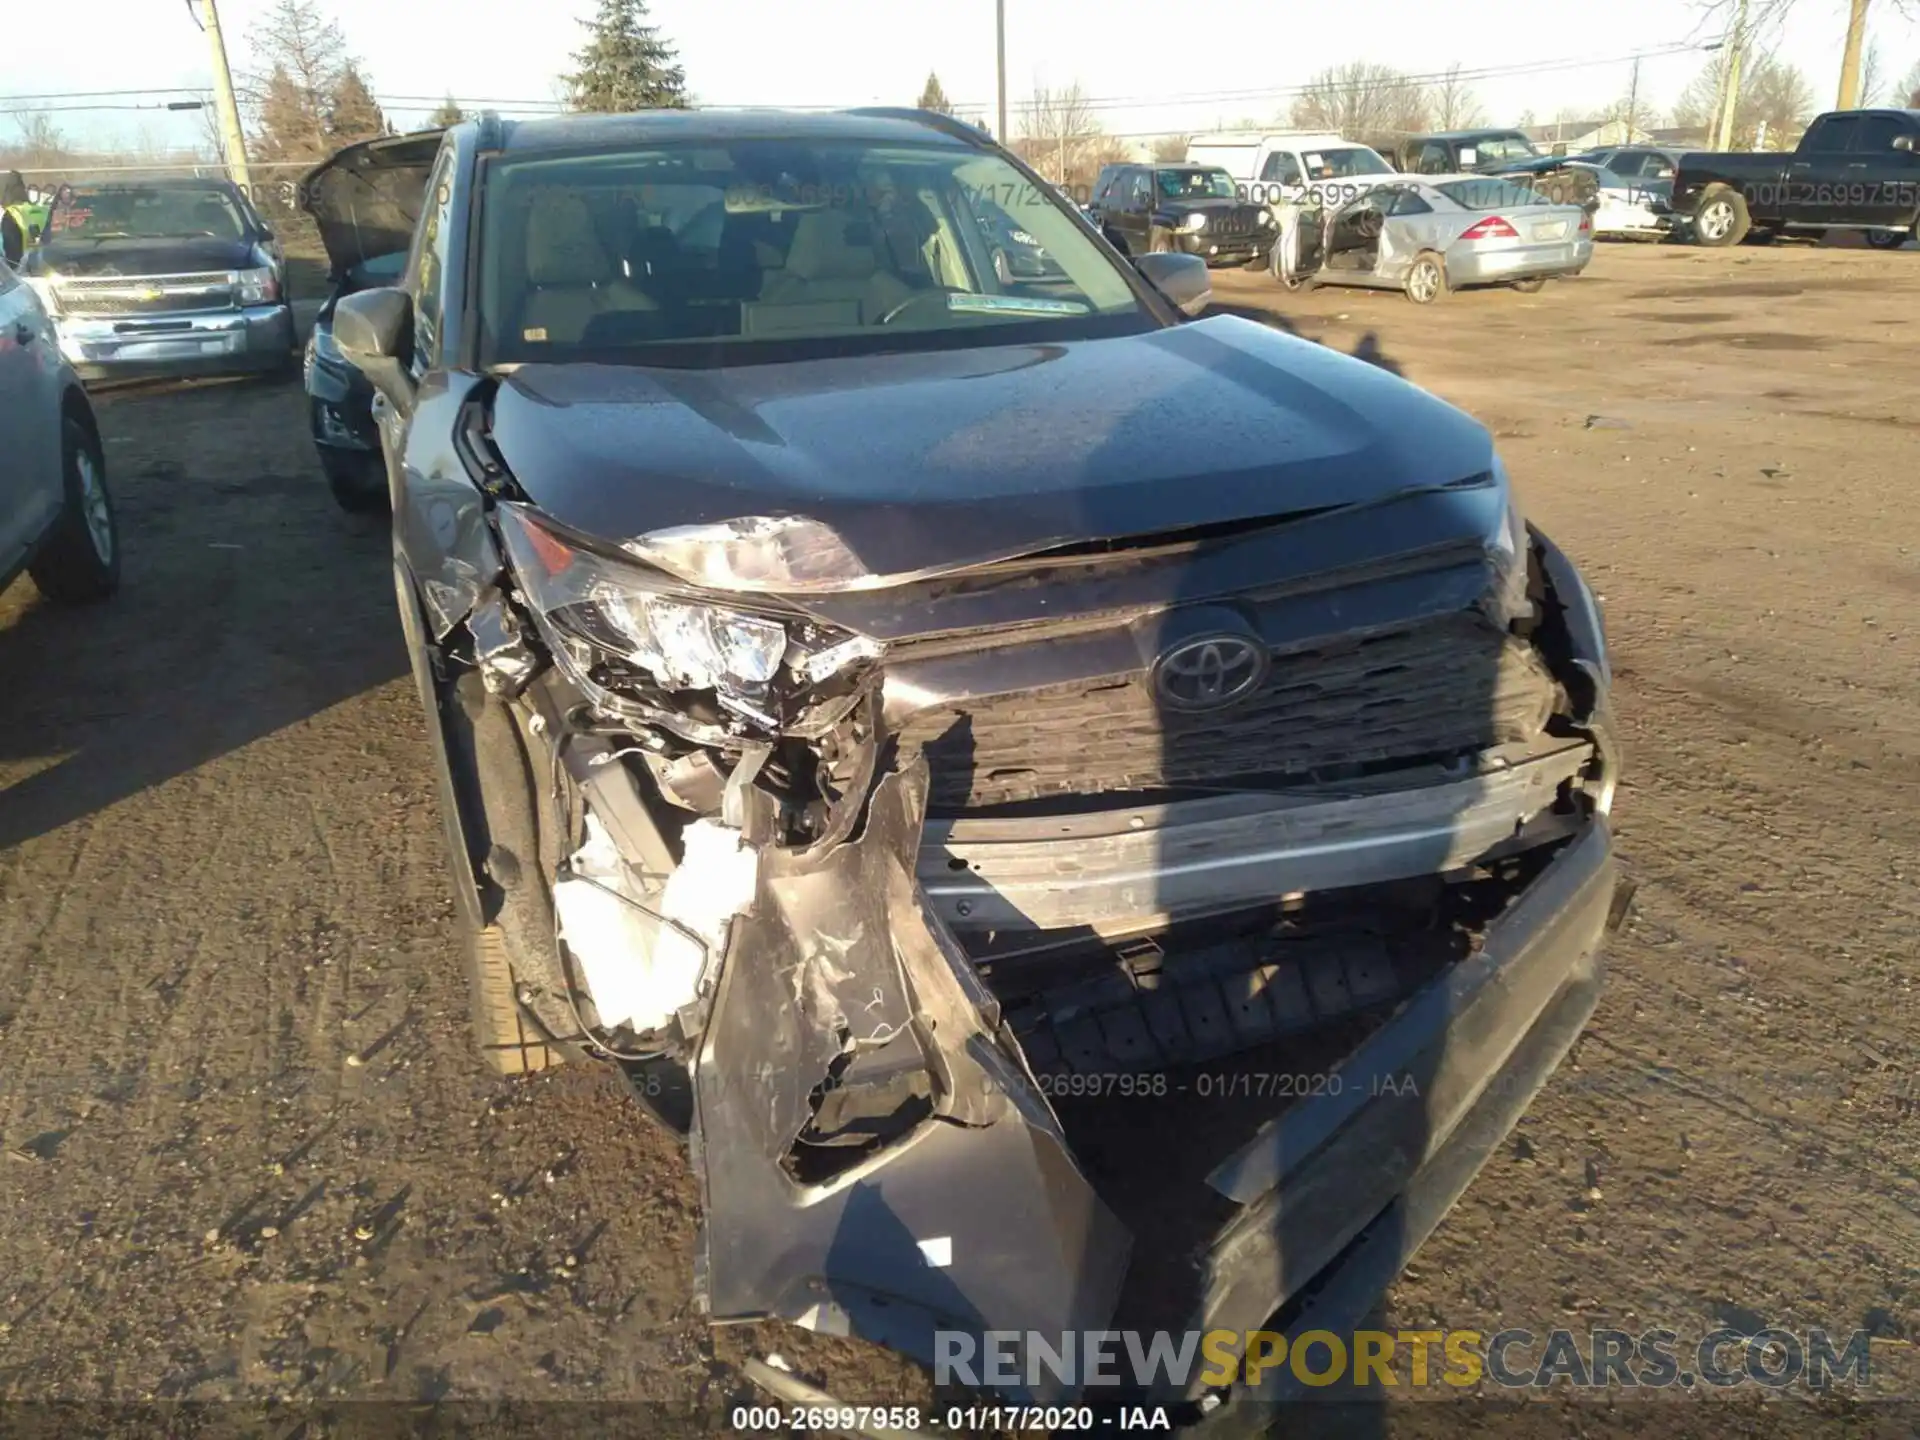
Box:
1692 186 1750 247
320 447 388 514
1865 227 1910 250
1510 276 1548 293
29 416 120 604
1404 251 1448 304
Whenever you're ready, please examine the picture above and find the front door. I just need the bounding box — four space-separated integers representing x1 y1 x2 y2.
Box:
1786 115 1859 225
1845 113 1920 230
0 263 63 574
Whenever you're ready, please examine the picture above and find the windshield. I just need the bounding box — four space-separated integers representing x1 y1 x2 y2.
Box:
1463 134 1540 165
477 138 1151 367
1437 177 1557 210
48 184 247 241
1155 167 1237 199
1302 147 1393 179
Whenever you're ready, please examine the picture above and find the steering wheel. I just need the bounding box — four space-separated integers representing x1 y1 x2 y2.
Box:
877 290 953 326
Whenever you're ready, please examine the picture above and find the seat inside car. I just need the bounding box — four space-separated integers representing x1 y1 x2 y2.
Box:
517 195 656 346
745 208 916 335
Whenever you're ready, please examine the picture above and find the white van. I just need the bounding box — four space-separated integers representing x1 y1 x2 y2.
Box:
1185 132 1398 209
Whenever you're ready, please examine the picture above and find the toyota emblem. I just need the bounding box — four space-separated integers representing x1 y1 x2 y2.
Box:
1153 634 1267 712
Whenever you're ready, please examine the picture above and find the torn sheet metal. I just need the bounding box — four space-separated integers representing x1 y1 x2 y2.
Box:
691 760 1130 1403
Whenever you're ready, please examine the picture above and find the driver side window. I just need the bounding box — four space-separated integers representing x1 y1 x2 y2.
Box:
1261 152 1303 185
405 146 456 372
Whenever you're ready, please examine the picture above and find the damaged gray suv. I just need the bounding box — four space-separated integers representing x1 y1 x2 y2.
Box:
320 108 1627 1419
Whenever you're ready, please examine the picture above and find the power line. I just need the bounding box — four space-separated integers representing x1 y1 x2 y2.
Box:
0 39 1724 118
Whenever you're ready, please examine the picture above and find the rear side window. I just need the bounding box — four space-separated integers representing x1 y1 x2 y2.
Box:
1416 143 1451 174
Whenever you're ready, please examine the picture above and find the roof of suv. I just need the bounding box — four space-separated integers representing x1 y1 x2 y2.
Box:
494 108 982 153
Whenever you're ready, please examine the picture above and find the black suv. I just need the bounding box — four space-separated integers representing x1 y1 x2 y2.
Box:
1088 162 1272 265
324 107 1623 1418
1399 128 1544 174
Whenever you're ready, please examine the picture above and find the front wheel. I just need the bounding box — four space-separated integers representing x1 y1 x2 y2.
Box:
1510 276 1548 294
1692 187 1750 247
1403 251 1448 304
1864 227 1910 250
29 416 120 603
320 447 388 514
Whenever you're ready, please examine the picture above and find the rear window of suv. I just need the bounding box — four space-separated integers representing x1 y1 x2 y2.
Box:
475 138 1154 369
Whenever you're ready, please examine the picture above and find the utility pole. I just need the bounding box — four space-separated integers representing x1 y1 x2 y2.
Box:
995 0 1007 144
1835 0 1870 108
1712 0 1750 151
197 0 252 188
1625 57 1641 140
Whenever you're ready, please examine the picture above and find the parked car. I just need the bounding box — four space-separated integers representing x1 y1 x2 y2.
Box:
0 258 118 603
974 204 1065 280
16 176 295 381
1671 107 1920 247
300 130 446 512
1572 145 1691 185
318 106 1622 1419
1399 128 1544 174
1274 175 1594 301
1185 130 1397 206
1088 161 1273 265
1493 156 1672 239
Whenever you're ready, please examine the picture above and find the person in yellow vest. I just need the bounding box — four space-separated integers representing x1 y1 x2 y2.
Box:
2 171 31 266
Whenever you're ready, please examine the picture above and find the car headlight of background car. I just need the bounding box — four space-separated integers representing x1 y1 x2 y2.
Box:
495 505 883 733
235 265 280 305
1180 213 1209 233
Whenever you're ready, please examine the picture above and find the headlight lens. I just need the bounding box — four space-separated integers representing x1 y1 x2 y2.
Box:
624 514 880 593
1485 463 1532 627
497 505 881 732
235 265 279 305
1180 212 1208 232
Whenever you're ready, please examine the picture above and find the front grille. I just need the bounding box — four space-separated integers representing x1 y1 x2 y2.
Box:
897 612 1558 813
55 272 235 316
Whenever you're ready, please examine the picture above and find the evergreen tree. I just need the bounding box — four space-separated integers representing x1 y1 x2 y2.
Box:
428 95 466 128
326 64 387 144
917 72 952 114
566 0 689 113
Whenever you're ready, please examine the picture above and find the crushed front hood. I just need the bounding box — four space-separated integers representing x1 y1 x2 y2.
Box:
489 314 1495 581
299 129 444 278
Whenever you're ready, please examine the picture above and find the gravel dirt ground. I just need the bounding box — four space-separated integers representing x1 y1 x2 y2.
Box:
1 238 1917 1437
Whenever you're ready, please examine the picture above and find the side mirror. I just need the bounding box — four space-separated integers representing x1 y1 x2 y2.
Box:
1894 134 1915 153
333 286 416 408
1135 250 1211 317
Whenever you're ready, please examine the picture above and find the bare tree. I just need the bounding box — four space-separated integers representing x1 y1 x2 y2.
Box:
1692 0 1915 109
1431 64 1485 130
1150 134 1192 162
1676 52 1815 145
243 0 383 161
1016 82 1110 191
1900 56 1920 104
9 112 71 170
1289 63 1432 153
1859 37 1885 102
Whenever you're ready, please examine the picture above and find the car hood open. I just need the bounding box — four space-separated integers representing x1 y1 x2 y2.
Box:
299 129 444 279
488 314 1496 586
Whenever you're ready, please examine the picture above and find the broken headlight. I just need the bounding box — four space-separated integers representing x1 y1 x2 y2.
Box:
1484 459 1532 628
623 515 879 594
497 504 881 731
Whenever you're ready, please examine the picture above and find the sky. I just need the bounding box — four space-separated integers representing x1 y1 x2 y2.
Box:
3 0 1918 159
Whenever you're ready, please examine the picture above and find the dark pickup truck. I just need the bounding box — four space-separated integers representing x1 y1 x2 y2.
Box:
1672 107 1920 247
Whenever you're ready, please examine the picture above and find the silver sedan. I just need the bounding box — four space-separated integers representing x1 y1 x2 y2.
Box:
1271 175 1594 303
